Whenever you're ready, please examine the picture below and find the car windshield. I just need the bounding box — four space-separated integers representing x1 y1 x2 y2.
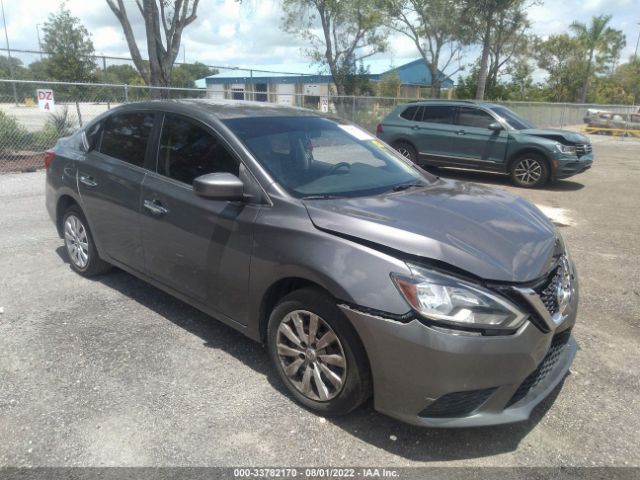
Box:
489 106 535 130
223 116 431 198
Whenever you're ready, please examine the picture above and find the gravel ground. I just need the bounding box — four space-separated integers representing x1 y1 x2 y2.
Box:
0 135 638 467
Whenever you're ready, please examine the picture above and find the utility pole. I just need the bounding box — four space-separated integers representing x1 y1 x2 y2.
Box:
634 22 640 60
0 0 18 105
36 24 43 59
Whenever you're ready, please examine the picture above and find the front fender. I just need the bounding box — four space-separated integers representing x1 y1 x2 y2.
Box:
247 201 412 336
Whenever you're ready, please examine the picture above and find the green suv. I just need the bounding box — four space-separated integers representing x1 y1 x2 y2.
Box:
376 100 593 187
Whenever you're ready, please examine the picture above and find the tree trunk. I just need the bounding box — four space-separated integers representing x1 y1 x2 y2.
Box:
430 65 442 98
580 49 594 103
475 19 493 100
75 101 83 127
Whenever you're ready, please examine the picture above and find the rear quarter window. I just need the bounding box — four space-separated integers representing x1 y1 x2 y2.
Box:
399 106 419 120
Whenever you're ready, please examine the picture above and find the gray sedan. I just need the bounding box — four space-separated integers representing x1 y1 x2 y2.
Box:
45 100 578 427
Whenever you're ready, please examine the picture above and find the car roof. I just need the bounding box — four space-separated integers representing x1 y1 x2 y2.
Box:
401 99 499 108
115 98 320 119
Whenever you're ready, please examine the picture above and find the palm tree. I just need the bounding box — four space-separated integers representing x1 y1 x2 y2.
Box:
570 14 616 103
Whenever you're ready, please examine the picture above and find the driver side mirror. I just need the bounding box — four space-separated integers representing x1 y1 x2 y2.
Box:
488 122 503 132
193 172 244 201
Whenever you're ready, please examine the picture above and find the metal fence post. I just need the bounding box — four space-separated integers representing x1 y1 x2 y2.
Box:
124 84 129 103
352 96 356 122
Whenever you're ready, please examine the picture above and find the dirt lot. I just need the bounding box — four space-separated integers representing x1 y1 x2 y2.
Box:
0 135 638 468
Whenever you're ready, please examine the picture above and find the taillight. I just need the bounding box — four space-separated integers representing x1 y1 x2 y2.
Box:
44 149 55 170
376 123 383 135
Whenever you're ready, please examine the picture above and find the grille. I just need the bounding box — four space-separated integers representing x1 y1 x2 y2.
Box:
537 265 563 316
419 387 497 418
506 329 572 407
575 143 592 156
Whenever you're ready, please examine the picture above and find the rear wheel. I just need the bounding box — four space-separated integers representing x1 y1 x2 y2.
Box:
509 153 550 188
63 206 111 277
267 288 371 416
392 141 418 164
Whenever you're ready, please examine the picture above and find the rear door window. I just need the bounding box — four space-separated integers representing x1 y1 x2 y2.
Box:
456 107 495 129
419 106 456 124
99 112 154 167
157 114 239 185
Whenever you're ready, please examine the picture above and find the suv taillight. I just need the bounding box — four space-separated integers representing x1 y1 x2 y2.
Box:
44 149 55 170
376 123 383 135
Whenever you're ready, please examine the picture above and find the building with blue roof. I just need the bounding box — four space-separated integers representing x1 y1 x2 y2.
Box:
195 58 454 106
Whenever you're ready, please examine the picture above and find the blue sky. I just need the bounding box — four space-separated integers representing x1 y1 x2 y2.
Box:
1 0 639 77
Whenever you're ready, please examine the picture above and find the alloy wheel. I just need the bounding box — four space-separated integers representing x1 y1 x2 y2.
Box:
275 310 347 402
64 215 89 269
514 158 543 185
397 147 412 159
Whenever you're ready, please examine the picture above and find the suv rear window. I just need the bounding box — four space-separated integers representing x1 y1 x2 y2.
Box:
99 112 154 167
400 106 419 120
419 106 455 124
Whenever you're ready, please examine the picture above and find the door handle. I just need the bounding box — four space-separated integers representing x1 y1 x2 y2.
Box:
79 175 97 187
411 125 420 130
143 199 169 216
456 129 466 135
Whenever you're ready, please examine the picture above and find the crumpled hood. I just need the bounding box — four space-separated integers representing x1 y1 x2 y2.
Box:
519 128 590 145
303 179 562 283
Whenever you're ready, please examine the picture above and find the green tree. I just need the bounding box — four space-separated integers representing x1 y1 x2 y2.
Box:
103 64 144 85
42 5 97 83
171 62 218 89
569 14 621 103
282 0 387 98
484 6 531 95
534 34 585 102
379 0 470 98
601 31 626 75
378 71 401 97
0 56 31 99
0 56 25 78
341 60 375 96
613 58 640 104
462 0 533 100
27 60 50 81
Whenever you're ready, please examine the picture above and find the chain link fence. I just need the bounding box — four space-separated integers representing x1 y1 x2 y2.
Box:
1 78 638 173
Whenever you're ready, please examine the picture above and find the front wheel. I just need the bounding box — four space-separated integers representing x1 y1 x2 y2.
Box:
267 288 371 416
509 153 550 188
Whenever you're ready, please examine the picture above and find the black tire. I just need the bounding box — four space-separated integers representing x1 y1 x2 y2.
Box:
509 153 550 188
392 141 418 164
62 205 111 277
267 287 371 416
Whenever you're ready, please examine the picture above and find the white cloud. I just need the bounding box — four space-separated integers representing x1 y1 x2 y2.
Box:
1 0 638 71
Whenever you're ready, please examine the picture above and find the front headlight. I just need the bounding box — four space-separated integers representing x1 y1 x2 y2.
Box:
555 143 576 155
391 265 527 332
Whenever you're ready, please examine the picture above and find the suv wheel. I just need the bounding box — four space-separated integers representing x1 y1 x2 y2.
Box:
510 153 549 188
267 288 371 416
393 141 418 164
63 206 111 277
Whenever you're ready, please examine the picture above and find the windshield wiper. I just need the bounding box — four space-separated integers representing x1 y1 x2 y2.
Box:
390 182 424 192
301 194 344 200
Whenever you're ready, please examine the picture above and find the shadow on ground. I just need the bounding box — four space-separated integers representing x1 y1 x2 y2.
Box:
56 246 567 462
428 167 585 192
